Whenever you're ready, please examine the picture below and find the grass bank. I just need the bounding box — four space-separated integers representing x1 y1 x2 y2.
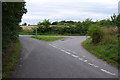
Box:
82 37 119 67
31 36 69 42
3 40 22 78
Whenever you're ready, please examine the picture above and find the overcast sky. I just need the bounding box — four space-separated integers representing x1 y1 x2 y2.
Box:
21 0 119 25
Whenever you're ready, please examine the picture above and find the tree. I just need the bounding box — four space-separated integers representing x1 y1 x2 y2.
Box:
37 19 51 33
81 18 93 34
22 22 27 26
52 21 58 25
38 19 51 28
110 14 117 26
66 21 74 24
2 2 27 49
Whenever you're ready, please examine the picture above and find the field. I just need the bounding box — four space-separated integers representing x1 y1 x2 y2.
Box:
20 25 37 30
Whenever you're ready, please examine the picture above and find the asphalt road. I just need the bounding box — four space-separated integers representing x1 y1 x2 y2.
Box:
12 35 118 78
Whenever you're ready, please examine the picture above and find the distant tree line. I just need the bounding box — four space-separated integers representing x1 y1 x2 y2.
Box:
33 14 119 35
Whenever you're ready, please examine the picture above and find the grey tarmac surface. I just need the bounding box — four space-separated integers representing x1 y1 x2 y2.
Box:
12 35 118 78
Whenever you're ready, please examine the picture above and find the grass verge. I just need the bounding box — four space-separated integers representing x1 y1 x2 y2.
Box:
82 38 119 67
19 32 82 36
31 36 69 42
3 40 22 78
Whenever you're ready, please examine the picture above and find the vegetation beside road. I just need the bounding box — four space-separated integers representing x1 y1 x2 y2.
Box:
31 36 68 42
82 25 119 67
82 37 119 67
82 14 120 67
3 41 22 78
2 2 27 78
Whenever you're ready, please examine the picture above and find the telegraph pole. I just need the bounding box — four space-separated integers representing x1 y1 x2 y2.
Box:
36 27 38 36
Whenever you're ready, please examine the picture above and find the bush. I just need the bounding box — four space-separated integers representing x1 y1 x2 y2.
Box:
87 24 103 44
101 27 117 44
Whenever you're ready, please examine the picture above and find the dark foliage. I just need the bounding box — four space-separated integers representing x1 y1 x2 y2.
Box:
2 2 27 50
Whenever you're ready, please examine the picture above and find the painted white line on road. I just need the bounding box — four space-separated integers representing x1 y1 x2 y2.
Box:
50 43 116 76
65 51 71 54
49 44 57 48
60 49 71 54
93 65 99 68
57 47 62 50
49 44 53 46
50 44 72 55
79 58 83 61
101 69 116 76
49 44 60 49
65 49 77 54
71 54 78 58
53 46 58 48
50 44 116 76
88 63 99 68
84 60 87 62
50 44 78 55
88 63 94 66
60 49 66 52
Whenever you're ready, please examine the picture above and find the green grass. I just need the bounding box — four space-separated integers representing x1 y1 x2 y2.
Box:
3 40 22 78
19 32 82 36
82 37 119 67
31 36 69 42
19 32 36 35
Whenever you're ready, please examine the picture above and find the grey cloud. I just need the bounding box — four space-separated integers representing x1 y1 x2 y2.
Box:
21 0 119 24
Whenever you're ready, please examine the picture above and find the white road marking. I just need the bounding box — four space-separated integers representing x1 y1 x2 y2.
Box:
57 47 62 50
71 54 78 58
84 60 87 62
93 65 99 68
49 44 116 76
65 51 71 54
50 44 78 55
79 58 83 61
88 63 94 66
49 44 59 49
49 44 52 46
60 49 71 54
60 49 66 52
101 69 116 76
87 62 99 68
51 45 57 48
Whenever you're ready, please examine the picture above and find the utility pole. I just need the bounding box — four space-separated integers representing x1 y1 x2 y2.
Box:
36 27 38 36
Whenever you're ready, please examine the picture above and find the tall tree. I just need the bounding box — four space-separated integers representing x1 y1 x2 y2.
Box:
2 2 27 49
38 19 51 28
